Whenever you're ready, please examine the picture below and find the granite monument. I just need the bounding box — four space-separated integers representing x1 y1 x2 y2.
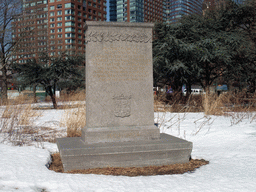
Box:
57 21 192 171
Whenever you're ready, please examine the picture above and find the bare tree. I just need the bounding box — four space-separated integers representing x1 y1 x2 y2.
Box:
0 0 23 103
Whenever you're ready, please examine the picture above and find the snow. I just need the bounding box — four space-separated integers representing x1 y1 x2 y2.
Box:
0 106 256 192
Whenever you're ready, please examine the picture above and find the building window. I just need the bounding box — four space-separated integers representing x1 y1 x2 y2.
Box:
65 21 75 26
57 22 62 27
50 18 55 22
65 33 75 38
65 16 75 21
65 9 75 15
65 3 74 8
58 28 62 32
49 0 54 2
57 4 62 9
65 27 75 32
50 12 55 16
57 17 62 21
65 39 75 44
57 11 62 15
58 34 62 38
50 5 55 10
50 23 55 27
50 29 55 33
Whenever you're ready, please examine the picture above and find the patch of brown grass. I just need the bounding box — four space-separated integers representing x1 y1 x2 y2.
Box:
9 94 35 105
61 104 86 137
155 90 256 114
56 89 86 102
20 126 39 134
154 93 203 113
203 91 256 115
0 96 44 145
32 104 85 110
49 153 209 176
49 153 64 172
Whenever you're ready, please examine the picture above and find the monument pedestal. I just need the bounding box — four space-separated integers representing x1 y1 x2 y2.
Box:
57 133 192 172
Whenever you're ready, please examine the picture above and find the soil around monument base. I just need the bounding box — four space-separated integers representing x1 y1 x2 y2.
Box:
49 153 209 176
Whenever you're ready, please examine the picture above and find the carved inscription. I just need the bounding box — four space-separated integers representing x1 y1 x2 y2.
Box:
113 94 131 118
91 46 151 82
86 31 152 43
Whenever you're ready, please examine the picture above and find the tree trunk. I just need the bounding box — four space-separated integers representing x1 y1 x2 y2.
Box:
47 86 57 109
1 67 8 105
33 84 37 103
252 80 256 94
204 86 210 115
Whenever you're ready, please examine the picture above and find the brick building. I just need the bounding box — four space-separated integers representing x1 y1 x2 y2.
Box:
12 0 107 63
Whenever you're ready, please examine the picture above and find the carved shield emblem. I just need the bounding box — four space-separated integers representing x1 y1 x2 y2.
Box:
113 94 131 118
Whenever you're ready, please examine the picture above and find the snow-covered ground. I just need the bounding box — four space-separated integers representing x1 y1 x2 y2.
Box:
0 104 256 192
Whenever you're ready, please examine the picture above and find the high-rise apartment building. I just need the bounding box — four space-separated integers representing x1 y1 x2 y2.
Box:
12 0 107 63
109 0 117 21
165 0 203 24
203 0 245 13
110 0 165 23
12 0 48 63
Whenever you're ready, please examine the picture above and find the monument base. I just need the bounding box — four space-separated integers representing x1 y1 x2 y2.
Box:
81 125 160 144
57 133 193 172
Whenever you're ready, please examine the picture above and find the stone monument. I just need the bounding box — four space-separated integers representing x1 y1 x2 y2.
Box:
57 21 192 172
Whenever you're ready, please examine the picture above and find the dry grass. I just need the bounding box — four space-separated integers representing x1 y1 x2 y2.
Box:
0 95 43 145
154 93 203 113
44 89 86 103
58 88 86 138
60 89 86 102
202 91 256 115
154 91 256 115
61 103 86 137
49 153 209 176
